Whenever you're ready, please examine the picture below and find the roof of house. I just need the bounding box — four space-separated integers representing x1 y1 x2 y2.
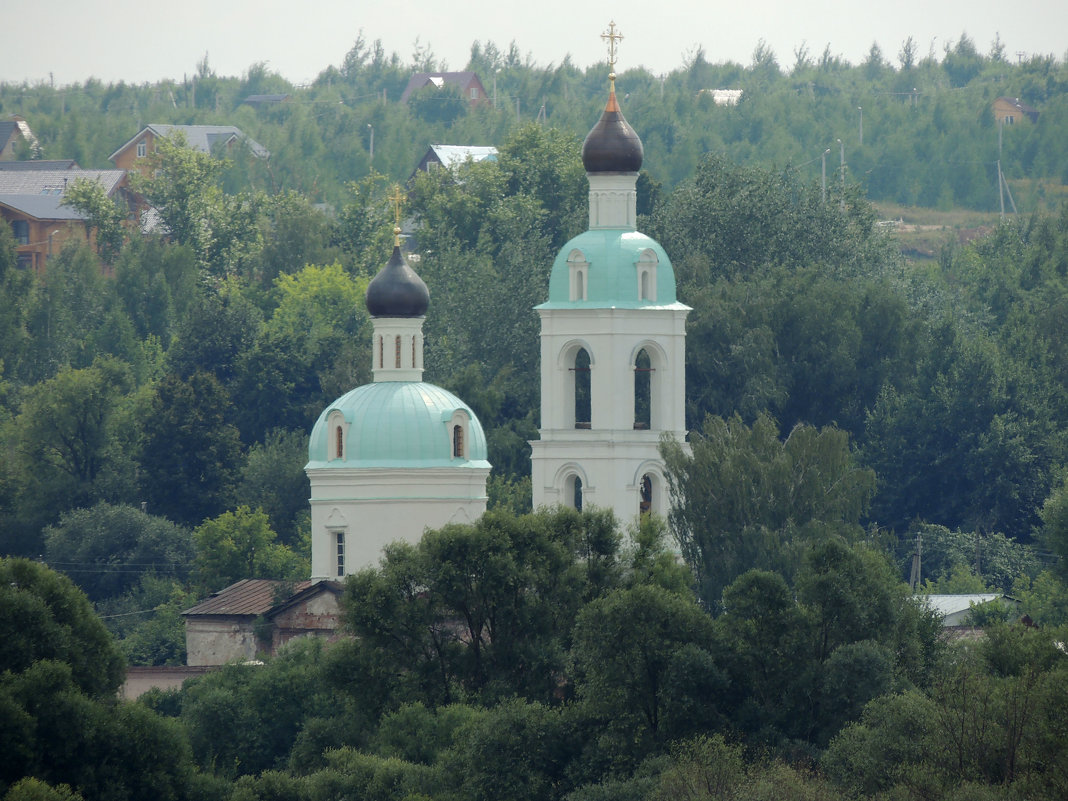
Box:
918 593 1019 618
243 94 290 105
108 124 270 162
0 121 16 145
0 168 126 197
0 159 80 171
996 96 1039 115
400 71 483 102
425 144 498 169
183 579 314 617
0 194 86 220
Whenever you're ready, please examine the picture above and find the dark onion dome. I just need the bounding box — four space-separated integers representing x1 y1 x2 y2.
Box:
365 245 430 317
581 88 643 173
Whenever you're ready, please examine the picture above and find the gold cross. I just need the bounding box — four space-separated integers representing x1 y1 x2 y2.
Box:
389 185 404 245
601 21 623 72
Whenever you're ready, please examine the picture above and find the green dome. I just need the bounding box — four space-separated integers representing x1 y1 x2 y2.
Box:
307 382 489 469
538 229 678 309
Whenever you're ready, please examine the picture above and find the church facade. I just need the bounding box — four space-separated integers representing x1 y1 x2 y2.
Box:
530 58 690 527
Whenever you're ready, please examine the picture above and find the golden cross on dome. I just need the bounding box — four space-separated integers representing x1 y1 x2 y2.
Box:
388 185 405 246
601 21 623 76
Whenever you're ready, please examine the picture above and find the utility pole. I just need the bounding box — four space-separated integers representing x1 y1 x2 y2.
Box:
821 148 830 203
837 138 845 210
858 106 863 145
909 531 923 590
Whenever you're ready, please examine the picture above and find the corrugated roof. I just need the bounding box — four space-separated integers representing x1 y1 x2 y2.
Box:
183 579 313 617
0 168 126 196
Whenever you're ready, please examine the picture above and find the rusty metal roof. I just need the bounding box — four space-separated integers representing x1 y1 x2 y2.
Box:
183 579 313 617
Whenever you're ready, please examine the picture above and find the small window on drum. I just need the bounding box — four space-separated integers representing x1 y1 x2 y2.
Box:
335 425 344 459
634 348 652 429
452 424 464 458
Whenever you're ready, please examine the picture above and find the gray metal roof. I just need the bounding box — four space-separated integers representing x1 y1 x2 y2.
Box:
428 144 498 168
0 194 86 220
0 168 126 197
109 124 270 161
0 159 80 171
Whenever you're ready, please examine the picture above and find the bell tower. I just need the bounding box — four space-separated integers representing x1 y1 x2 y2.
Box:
530 23 689 526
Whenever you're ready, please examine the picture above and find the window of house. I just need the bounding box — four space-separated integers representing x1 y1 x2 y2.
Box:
11 220 29 245
335 531 345 576
136 140 147 158
470 87 479 99
453 424 464 458
634 349 652 429
572 348 592 429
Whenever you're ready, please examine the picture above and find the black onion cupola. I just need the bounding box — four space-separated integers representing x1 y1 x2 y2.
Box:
581 87 643 173
365 239 429 318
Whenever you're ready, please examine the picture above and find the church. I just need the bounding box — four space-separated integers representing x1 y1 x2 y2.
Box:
305 23 690 577
175 24 691 671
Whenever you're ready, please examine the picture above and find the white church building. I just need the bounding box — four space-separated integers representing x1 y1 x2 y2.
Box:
530 62 690 525
305 33 688 577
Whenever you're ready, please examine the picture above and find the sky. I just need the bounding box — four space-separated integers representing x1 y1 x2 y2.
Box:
1 0 1065 88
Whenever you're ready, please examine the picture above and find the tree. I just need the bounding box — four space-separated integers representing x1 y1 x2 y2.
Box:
139 370 243 526
192 506 306 593
59 178 127 264
238 428 311 545
570 584 722 756
663 412 876 609
44 503 192 603
8 357 137 545
0 557 124 698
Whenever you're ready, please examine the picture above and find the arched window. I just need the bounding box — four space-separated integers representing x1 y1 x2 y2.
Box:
567 249 589 301
636 249 658 302
395 336 402 368
335 425 344 459
569 475 583 511
634 348 652 429
576 270 584 300
452 424 464 458
640 474 653 516
573 348 591 429
640 270 650 300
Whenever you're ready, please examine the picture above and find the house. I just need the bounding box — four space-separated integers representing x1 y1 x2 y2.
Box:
918 593 1022 627
182 579 344 666
108 124 270 171
410 144 498 181
0 168 130 271
400 71 489 105
0 116 39 160
993 97 1039 125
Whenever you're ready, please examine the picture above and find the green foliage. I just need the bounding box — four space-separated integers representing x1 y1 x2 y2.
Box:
140 370 243 526
193 506 306 593
238 429 311 545
663 413 876 609
0 557 124 697
43 503 192 602
59 177 127 264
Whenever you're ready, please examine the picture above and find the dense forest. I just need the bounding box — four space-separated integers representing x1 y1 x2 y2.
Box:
3 32 1068 801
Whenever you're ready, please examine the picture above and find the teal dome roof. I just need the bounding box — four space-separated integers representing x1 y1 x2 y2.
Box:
307 382 490 469
538 229 678 309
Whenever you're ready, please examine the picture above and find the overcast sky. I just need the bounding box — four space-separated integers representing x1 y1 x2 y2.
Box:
2 0 1065 88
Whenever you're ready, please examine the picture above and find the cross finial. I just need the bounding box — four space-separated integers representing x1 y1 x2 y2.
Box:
389 185 405 246
601 21 622 79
